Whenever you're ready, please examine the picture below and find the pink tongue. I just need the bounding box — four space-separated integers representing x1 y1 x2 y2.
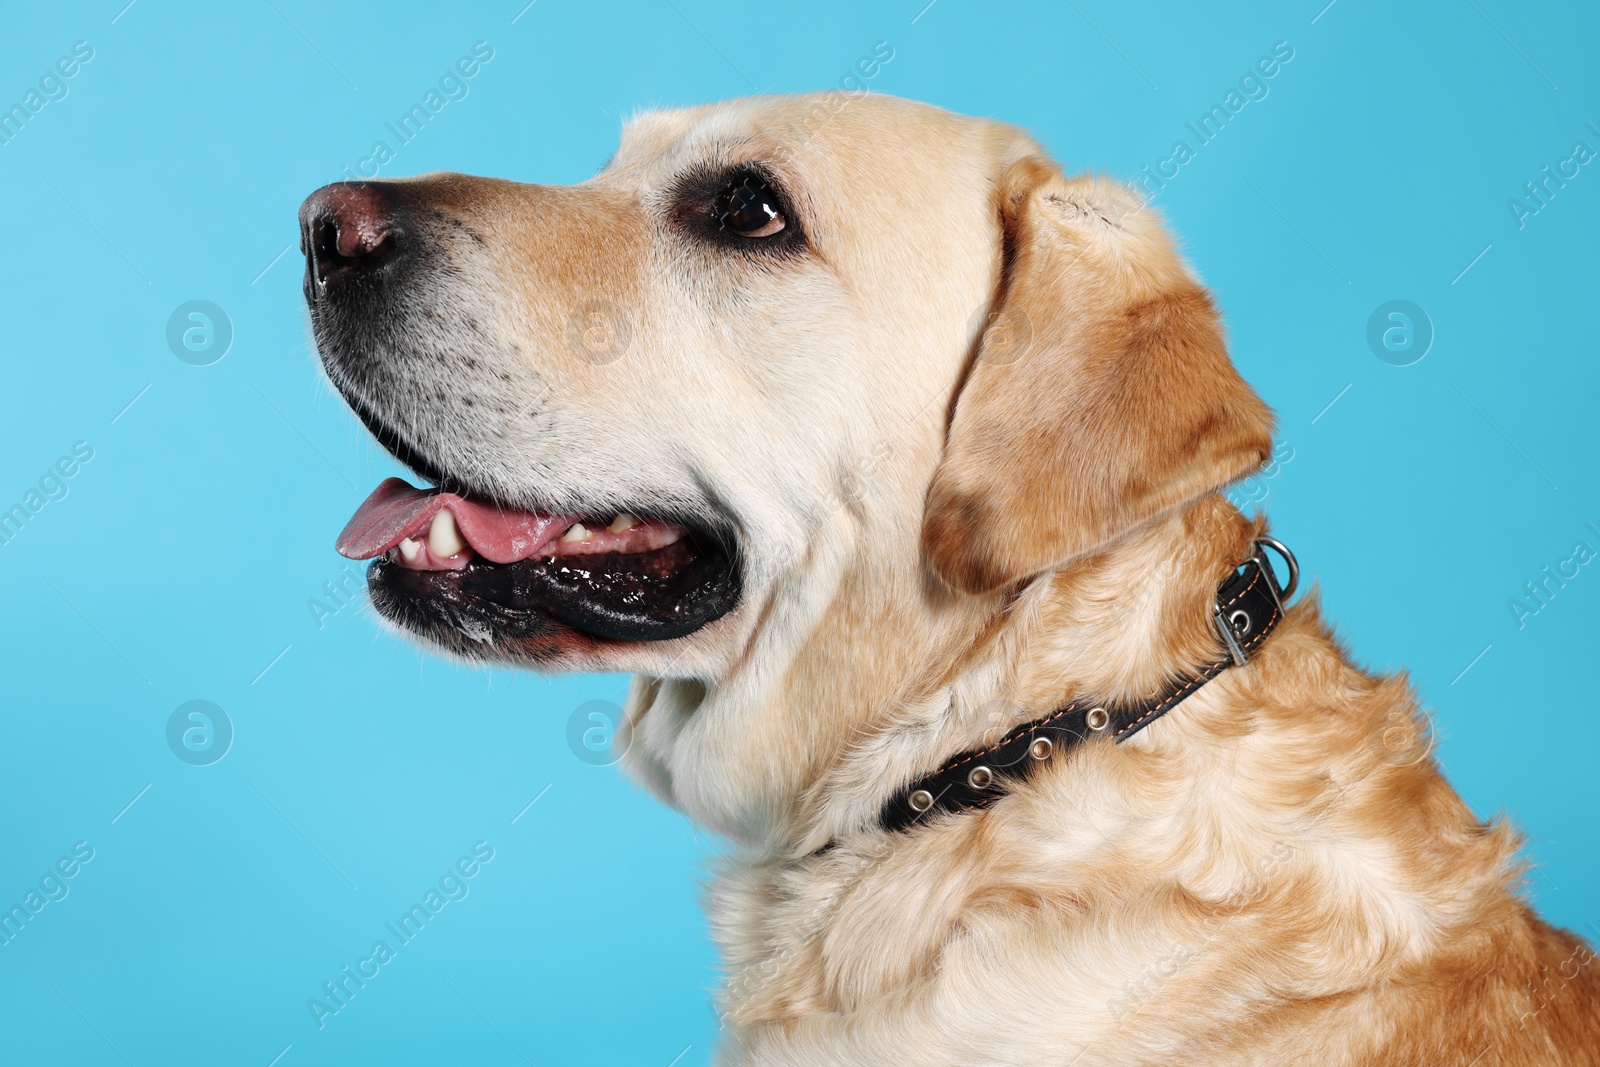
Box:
336 477 574 564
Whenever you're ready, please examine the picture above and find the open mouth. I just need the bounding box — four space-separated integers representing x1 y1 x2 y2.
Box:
338 477 740 645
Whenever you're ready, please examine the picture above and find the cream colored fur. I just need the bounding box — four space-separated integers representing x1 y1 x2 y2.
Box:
355 93 1599 1064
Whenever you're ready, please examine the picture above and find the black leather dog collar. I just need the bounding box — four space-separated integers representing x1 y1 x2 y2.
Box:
874 537 1298 836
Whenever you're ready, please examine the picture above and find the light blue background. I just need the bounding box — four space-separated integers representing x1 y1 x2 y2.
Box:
1 1 1596 1063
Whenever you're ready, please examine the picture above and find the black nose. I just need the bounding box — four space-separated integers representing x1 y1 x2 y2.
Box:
299 182 400 298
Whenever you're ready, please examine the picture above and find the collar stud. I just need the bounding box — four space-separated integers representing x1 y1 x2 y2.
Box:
865 538 1299 839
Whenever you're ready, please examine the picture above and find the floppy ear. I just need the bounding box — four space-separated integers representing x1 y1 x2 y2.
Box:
923 157 1274 595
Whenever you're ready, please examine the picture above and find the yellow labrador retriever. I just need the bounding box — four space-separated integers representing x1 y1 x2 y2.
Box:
298 93 1599 1065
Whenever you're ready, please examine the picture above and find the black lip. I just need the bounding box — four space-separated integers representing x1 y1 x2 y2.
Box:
337 384 457 490
325 387 744 649
368 533 741 648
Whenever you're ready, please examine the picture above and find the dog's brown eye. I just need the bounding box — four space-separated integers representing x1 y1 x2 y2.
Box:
715 176 786 238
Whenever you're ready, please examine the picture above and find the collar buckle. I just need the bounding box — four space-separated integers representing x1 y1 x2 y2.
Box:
1254 534 1300 603
1214 536 1299 666
1214 602 1253 665
859 537 1300 841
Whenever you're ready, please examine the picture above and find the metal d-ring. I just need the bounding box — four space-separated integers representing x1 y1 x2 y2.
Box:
1254 535 1299 604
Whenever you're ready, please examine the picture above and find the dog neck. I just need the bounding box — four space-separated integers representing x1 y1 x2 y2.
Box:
622 491 1258 854
791 493 1262 853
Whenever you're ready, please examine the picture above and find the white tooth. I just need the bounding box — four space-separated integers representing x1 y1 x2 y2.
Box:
560 522 593 544
428 508 466 558
399 537 422 562
608 513 639 533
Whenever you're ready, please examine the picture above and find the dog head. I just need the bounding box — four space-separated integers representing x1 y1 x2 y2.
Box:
301 93 1271 690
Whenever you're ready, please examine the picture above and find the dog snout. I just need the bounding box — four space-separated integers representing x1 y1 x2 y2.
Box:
299 181 401 299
